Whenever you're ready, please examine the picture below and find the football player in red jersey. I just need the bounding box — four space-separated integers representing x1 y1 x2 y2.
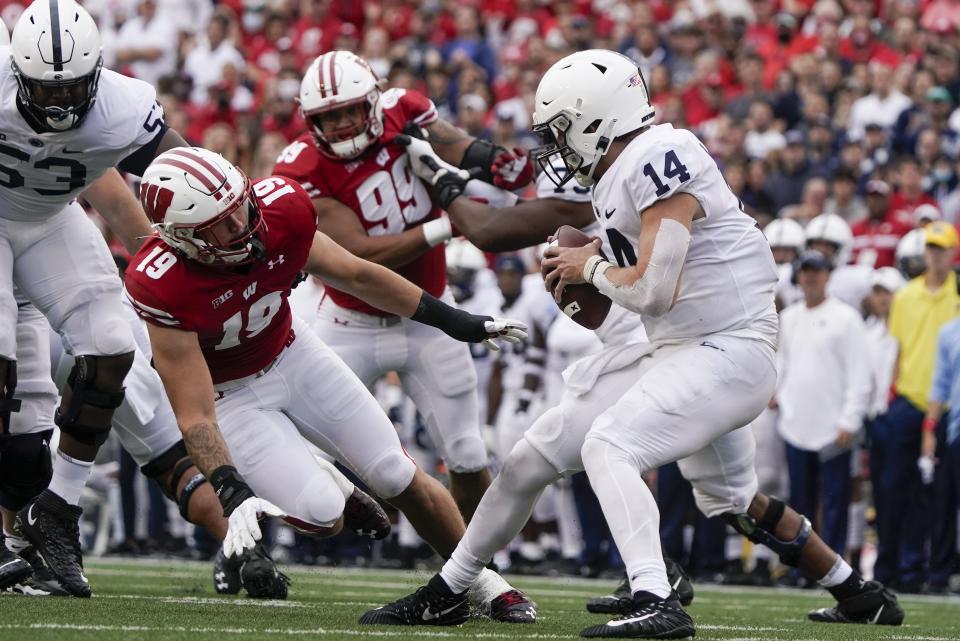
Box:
273 51 534 521
125 148 530 612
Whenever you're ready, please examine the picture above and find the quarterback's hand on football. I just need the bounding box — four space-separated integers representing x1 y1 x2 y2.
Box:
542 238 603 302
223 497 286 558
491 147 534 190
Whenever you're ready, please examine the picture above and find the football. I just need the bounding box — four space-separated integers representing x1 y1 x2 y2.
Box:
546 225 612 330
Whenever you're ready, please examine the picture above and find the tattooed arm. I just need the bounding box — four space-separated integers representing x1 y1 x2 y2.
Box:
424 118 474 167
145 323 234 475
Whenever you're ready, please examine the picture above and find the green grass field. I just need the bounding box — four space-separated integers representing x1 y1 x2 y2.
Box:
2 559 958 641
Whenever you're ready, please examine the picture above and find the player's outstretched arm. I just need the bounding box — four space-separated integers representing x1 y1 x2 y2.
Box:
146 323 284 556
305 231 527 349
145 323 233 475
313 195 445 269
542 193 699 317
423 119 533 190
396 135 590 250
81 169 153 254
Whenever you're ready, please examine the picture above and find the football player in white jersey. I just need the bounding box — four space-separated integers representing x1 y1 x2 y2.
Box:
533 50 901 637
361 133 703 628
0 0 193 597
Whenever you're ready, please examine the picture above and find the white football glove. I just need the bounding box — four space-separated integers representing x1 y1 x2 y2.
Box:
395 134 467 182
482 318 528 351
222 496 286 558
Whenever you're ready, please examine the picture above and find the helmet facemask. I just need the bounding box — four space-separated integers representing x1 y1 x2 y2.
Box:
152 180 267 267
13 57 103 131
301 90 383 160
532 111 613 189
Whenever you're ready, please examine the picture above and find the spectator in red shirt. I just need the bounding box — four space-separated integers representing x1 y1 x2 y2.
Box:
889 156 940 221
851 180 914 267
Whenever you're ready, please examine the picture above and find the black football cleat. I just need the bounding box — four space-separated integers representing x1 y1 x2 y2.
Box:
214 543 289 599
490 589 537 623
665 556 694 607
587 573 632 615
0 532 33 591
9 546 70 596
359 574 469 626
581 594 695 639
587 558 694 615
808 580 904 626
15 490 90 598
342 487 391 540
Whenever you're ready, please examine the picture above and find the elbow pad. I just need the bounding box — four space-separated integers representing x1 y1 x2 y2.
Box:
591 219 690 317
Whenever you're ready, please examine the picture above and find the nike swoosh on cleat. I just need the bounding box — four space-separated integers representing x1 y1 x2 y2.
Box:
27 505 37 526
671 576 682 590
607 613 656 627
870 605 883 624
422 601 465 621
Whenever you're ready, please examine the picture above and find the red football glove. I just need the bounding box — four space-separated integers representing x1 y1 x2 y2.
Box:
491 147 534 190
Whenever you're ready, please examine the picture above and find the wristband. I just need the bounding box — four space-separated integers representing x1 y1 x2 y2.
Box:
422 217 453 247
922 417 938 433
583 255 612 285
209 465 255 517
460 139 500 183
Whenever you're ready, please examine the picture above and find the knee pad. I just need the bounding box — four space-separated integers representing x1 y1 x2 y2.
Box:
0 357 22 438
0 429 53 510
724 496 811 567
363 449 418 500
442 433 489 474
289 472 347 534
141 440 209 520
55 354 133 447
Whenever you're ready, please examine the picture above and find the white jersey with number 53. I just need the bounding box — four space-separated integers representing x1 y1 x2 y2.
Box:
591 124 778 345
0 48 163 221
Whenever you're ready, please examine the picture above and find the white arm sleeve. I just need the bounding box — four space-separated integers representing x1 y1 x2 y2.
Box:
591 218 690 317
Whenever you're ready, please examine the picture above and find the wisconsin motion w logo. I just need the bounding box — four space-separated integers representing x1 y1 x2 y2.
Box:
141 183 176 219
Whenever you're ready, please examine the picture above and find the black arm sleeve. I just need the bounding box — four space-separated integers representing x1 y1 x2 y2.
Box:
411 292 491 343
117 124 169 177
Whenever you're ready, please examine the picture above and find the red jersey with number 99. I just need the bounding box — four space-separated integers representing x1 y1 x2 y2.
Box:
124 176 317 384
272 87 446 316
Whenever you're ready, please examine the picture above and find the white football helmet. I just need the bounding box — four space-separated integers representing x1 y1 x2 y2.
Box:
895 228 926 278
446 238 487 303
532 49 656 188
11 0 103 131
298 51 386 160
140 147 265 266
764 218 805 251
805 213 853 265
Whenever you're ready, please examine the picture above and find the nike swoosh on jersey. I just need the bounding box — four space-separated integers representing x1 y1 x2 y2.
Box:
605 208 616 219
421 600 465 621
607 612 657 627
27 504 38 526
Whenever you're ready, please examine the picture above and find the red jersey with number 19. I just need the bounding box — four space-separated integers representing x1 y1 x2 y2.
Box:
273 87 446 316
124 176 317 384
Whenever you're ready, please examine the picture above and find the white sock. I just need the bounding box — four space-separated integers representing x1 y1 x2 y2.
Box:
467 568 513 614
441 440 557 593
582 437 671 599
556 480 583 560
817 555 854 588
313 456 355 500
3 529 30 554
47 450 94 506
